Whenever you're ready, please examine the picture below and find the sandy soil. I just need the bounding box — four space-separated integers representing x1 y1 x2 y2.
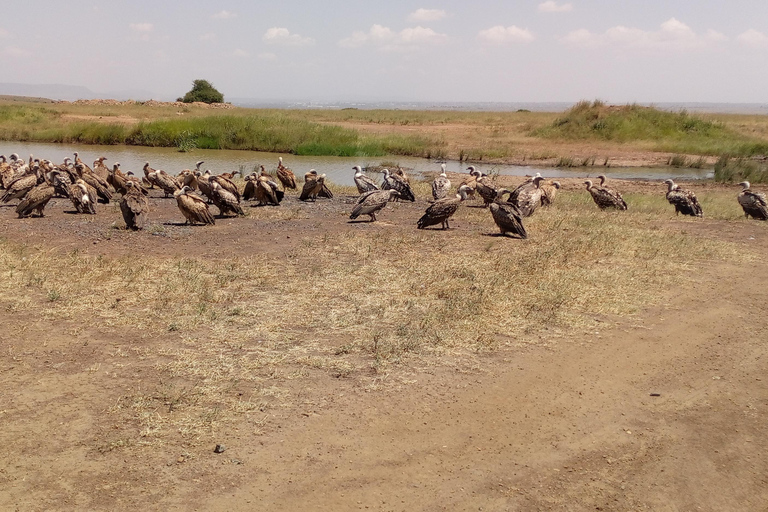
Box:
0 181 766 511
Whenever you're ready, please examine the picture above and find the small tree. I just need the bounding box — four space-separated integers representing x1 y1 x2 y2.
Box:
178 79 224 104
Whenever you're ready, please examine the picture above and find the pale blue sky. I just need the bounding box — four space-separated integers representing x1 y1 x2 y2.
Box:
2 1 768 103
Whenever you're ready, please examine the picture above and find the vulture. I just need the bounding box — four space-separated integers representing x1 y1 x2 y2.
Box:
353 165 379 194
300 170 329 201
75 163 112 203
93 157 109 181
664 179 703 217
381 169 415 202
509 176 544 217
584 179 628 211
539 180 561 206
459 167 482 199
151 169 181 198
50 169 74 198
475 174 499 207
210 174 240 200
276 157 297 190
16 182 55 218
107 163 128 194
143 162 157 189
417 185 472 230
67 179 97 214
175 186 215 225
73 151 92 172
254 175 284 206
431 164 451 201
489 190 527 239
243 174 258 201
1 166 41 203
195 170 213 202
0 155 10 188
210 180 244 216
349 189 400 222
119 181 150 230
737 181 768 220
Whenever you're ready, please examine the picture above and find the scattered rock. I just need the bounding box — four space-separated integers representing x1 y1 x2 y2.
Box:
214 444 226 453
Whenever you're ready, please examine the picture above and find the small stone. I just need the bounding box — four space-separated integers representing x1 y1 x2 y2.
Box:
214 444 227 453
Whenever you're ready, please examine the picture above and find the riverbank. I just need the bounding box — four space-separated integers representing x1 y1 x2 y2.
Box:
3 97 768 168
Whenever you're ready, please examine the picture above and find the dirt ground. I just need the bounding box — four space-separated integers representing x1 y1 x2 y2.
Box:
0 178 766 511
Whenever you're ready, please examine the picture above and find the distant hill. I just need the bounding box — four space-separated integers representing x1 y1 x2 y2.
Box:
0 83 156 101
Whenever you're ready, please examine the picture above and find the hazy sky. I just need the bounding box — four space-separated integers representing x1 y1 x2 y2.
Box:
3 1 768 103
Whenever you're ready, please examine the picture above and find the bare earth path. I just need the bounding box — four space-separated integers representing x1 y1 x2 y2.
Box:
0 192 766 511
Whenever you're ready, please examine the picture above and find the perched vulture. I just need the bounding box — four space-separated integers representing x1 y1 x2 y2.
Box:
300 170 327 201
93 157 109 181
174 186 215 225
67 179 97 214
276 157 297 190
353 165 379 194
16 182 55 218
489 190 527 239
75 163 112 203
143 162 157 189
539 180 561 206
664 179 702 217
584 179 628 211
737 181 768 220
432 164 451 201
381 169 415 202
210 180 244 216
151 169 181 198
254 175 284 206
417 185 471 230
349 189 400 222
1 167 40 203
475 175 498 207
509 176 544 217
120 181 150 230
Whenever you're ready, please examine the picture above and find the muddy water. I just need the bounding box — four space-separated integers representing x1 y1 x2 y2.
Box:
0 141 712 186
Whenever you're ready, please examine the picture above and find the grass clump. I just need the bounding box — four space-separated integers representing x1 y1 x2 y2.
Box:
535 100 768 157
714 155 768 183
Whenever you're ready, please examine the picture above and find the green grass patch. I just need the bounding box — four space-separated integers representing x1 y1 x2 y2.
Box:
714 155 768 183
535 100 768 157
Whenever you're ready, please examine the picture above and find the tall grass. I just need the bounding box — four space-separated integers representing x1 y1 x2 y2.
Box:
535 100 768 157
714 155 768 183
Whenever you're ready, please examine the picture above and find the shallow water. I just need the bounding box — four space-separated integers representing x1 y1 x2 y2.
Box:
0 141 712 186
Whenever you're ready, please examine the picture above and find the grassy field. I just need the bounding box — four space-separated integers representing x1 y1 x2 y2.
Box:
2 98 768 170
0 183 748 444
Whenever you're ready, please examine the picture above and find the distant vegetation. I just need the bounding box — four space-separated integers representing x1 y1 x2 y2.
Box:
535 100 768 157
714 155 768 183
178 79 224 104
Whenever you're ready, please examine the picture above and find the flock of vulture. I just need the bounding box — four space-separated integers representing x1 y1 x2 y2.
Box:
0 152 766 240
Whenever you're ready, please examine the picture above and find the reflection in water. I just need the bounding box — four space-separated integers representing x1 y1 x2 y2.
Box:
0 141 712 187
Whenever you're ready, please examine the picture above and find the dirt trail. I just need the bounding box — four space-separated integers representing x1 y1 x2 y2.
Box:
191 244 767 511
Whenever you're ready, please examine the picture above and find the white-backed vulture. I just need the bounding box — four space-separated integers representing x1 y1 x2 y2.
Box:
16 182 55 218
120 181 150 230
195 170 213 202
381 169 415 202
509 176 544 217
353 165 379 194
151 169 181 198
175 186 215 225
254 175 284 206
210 181 244 216
75 163 112 203
67 179 96 214
93 157 109 181
489 189 527 238
664 179 703 217
143 162 157 188
243 174 258 201
276 157 297 190
432 164 451 200
540 180 561 206
1 167 40 203
349 189 400 222
737 181 768 220
475 174 499 207
300 170 327 201
584 179 627 210
417 185 471 230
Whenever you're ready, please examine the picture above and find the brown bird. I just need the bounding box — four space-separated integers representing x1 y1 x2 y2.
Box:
276 157 297 190
120 181 150 230
150 169 181 198
210 180 244 216
417 185 471 229
431 164 451 200
584 179 627 210
300 170 325 201
539 180 561 206
93 157 109 181
664 179 702 217
254 175 284 206
489 189 527 238
175 186 215 225
67 179 97 214
1 166 41 203
75 163 112 203
16 182 55 218
195 170 213 202
381 169 414 201
509 176 544 217
143 162 157 189
737 181 767 220
350 189 400 222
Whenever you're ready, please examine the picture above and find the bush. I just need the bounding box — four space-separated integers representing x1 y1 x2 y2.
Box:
180 80 224 104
